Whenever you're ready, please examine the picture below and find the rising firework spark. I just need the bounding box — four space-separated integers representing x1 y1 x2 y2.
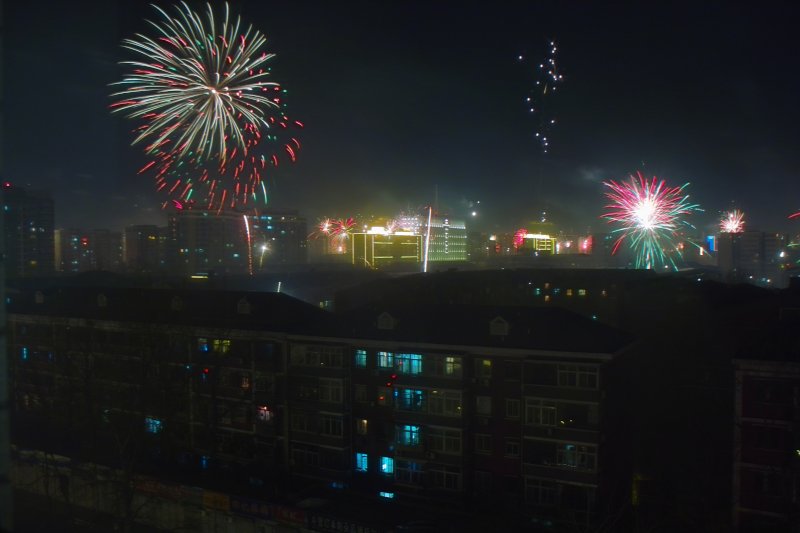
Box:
112 2 302 212
720 209 745 233
602 171 702 270
517 40 563 154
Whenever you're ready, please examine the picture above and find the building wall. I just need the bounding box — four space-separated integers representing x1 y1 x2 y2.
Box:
2 184 54 277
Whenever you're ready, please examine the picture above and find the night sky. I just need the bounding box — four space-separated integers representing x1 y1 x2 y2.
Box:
5 1 800 234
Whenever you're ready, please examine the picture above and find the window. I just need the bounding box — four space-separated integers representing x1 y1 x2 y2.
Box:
505 439 520 458
556 444 596 471
319 415 343 437
355 385 368 403
355 452 368 472
397 425 421 446
506 399 520 419
430 466 462 490
476 359 492 378
475 434 492 454
525 478 557 505
525 399 557 426
557 365 598 389
355 349 367 368
291 445 319 467
396 353 423 375
291 412 309 432
256 405 272 422
476 396 492 416
445 356 462 376
356 419 368 435
578 289 587 296
378 492 395 499
319 378 343 403
566 289 573 297
197 338 209 352
428 390 462 417
429 427 461 454
380 456 394 474
20 347 28 361
144 416 162 434
396 460 423 485
377 351 394 368
212 339 231 354
395 388 425 411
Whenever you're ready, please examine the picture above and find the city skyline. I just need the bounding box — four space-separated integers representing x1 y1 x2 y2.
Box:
5 1 800 234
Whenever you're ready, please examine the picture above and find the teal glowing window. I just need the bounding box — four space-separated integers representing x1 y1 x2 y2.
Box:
20 347 29 361
377 351 394 368
378 491 395 499
355 452 368 472
396 353 423 374
144 417 162 434
398 425 420 446
395 388 424 411
355 349 367 368
380 456 394 474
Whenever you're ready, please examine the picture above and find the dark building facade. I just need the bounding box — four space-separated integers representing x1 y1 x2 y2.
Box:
8 285 631 532
2 184 54 277
55 228 123 273
123 224 162 273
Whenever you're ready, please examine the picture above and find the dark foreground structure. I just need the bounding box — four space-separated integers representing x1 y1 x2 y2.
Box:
6 270 800 532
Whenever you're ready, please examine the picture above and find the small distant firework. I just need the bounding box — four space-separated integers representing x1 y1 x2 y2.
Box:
111 2 302 212
720 209 745 233
602 171 702 270
517 40 563 154
789 211 800 220
513 228 528 249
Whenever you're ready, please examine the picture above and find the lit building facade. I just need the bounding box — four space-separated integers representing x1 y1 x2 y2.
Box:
519 233 557 255
55 228 123 273
427 217 467 263
351 230 422 268
2 184 54 277
247 210 308 269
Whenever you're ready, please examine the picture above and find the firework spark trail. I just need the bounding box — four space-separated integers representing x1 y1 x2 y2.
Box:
720 209 745 233
112 2 303 212
518 40 563 154
602 171 702 270
513 228 528 249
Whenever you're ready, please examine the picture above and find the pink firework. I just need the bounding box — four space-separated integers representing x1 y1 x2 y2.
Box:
513 228 528 249
602 171 702 269
720 210 745 233
329 217 357 240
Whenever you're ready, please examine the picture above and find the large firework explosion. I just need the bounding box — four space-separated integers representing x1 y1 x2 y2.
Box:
602 171 702 270
111 2 302 212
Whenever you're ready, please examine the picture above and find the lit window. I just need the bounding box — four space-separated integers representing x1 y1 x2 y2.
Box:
380 456 394 474
578 289 587 296
355 452 368 472
197 338 209 352
476 359 492 378
544 295 551 303
20 347 29 361
256 405 271 422
396 353 423 374
566 289 573 297
377 351 394 368
144 416 162 434
396 388 425 411
212 339 231 354
356 419 368 435
398 425 421 446
355 349 367 368
378 491 395 499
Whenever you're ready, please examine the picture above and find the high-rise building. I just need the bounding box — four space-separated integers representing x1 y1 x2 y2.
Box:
56 228 123 273
718 231 786 286
248 210 308 269
124 224 162 273
167 211 247 275
427 217 467 262
2 183 55 277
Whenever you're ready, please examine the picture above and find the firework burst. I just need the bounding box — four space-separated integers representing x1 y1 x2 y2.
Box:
720 209 745 233
513 228 528 249
111 2 302 212
602 171 702 270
